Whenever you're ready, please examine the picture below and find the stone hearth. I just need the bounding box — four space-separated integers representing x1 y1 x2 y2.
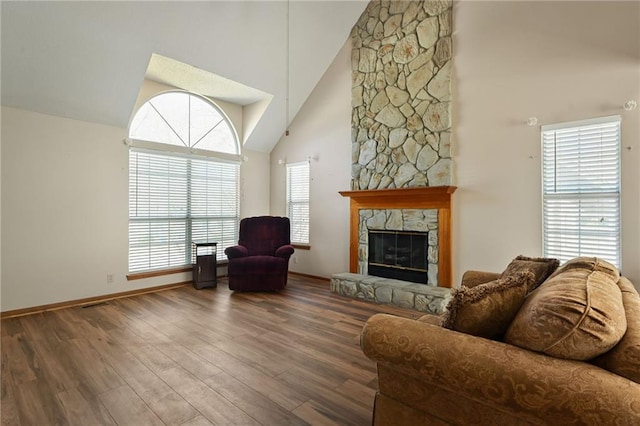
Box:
330 272 451 315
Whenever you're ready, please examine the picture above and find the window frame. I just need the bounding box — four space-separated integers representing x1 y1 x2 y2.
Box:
128 90 240 156
127 91 242 276
286 161 310 245
541 115 622 269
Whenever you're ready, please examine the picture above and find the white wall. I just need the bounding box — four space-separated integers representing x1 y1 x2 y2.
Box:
1 106 270 312
453 1 640 288
2 107 133 311
270 40 352 277
240 149 270 219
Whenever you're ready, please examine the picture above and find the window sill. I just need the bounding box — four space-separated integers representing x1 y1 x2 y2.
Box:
127 260 228 281
292 244 310 250
127 266 192 281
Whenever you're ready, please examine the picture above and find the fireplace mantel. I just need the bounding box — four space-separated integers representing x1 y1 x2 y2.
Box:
339 186 457 288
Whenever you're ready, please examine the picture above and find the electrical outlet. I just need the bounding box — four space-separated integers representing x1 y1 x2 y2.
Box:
107 273 114 283
293 256 298 264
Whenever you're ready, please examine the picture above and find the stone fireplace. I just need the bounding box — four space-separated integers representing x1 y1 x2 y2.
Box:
339 186 454 284
330 186 455 314
330 1 455 314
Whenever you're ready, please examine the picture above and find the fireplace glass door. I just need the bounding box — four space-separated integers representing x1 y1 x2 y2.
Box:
368 230 427 284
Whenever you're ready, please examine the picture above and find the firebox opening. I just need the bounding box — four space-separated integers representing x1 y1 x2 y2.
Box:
368 230 428 284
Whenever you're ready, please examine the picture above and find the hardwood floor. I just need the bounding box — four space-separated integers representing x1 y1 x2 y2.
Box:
1 275 420 425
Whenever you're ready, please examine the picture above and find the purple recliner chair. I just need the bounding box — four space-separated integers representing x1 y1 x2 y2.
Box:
224 216 295 291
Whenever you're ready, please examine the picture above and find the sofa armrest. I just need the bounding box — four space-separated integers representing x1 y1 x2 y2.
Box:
224 245 248 260
461 270 501 288
275 244 294 259
362 314 640 424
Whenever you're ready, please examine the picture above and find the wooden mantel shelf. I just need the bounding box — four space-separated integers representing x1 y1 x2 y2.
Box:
339 186 456 208
340 186 457 288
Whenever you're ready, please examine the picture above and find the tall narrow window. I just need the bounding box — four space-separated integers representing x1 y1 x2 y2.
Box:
128 91 240 273
542 116 621 268
286 161 310 244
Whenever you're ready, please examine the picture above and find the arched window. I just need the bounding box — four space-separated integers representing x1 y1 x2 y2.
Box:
129 91 239 155
128 91 240 274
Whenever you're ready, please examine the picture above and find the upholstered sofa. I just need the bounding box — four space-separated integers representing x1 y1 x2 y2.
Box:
361 257 640 425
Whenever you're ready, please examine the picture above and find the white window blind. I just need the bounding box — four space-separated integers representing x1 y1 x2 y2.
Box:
542 116 621 268
129 149 240 272
286 161 310 244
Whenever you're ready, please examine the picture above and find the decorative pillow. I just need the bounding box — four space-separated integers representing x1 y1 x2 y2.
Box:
461 270 501 289
591 277 640 384
440 271 535 340
501 255 559 293
504 257 626 361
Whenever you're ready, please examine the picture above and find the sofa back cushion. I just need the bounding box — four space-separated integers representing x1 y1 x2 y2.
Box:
238 216 291 256
440 271 534 340
505 257 626 360
591 277 640 384
547 255 619 280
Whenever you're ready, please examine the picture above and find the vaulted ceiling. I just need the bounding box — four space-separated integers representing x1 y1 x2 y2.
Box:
1 1 367 152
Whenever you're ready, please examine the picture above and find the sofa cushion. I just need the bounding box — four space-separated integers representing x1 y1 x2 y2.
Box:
505 257 626 360
501 255 559 292
547 255 619 280
417 314 441 326
591 277 640 384
440 271 535 340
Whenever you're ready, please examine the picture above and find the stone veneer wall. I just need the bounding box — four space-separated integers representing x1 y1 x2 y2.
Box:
351 0 452 190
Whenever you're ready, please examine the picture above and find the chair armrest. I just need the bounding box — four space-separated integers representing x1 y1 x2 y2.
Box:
361 314 640 424
275 245 294 259
461 270 501 288
224 245 248 260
